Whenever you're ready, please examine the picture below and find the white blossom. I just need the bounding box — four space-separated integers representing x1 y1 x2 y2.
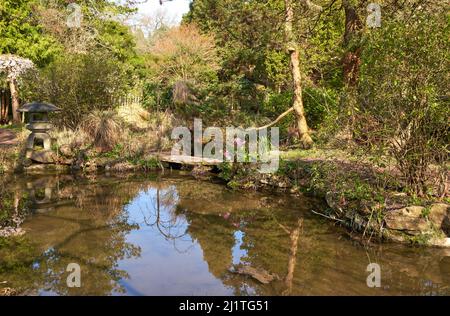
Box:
0 54 35 81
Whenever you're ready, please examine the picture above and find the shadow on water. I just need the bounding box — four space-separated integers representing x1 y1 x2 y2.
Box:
0 172 449 295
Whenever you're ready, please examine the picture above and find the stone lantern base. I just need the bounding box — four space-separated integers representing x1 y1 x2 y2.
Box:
25 132 52 159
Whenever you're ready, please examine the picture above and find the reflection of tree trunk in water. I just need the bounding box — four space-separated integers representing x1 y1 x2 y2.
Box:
13 191 22 228
153 187 187 241
14 191 20 213
284 0 313 149
156 188 163 235
280 218 303 296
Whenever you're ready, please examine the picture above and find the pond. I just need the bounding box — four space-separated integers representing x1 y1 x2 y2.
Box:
1 172 449 295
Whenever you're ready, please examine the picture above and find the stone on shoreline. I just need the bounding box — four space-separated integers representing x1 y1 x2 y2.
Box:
429 203 450 235
384 206 429 235
30 150 56 164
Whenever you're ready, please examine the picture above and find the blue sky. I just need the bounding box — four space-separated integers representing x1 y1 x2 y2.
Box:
136 0 192 25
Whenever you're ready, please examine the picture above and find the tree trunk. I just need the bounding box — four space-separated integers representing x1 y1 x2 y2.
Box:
343 0 363 86
341 1 364 134
290 49 313 148
6 91 10 123
9 79 21 123
0 91 7 123
284 0 313 148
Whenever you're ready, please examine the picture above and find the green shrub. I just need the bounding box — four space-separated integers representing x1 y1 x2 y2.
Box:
23 52 132 129
303 87 339 130
358 9 449 196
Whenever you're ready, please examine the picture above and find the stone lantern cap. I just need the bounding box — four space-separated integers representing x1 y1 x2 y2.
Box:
17 101 61 113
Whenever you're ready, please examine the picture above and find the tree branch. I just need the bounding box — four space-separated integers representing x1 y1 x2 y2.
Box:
249 107 294 131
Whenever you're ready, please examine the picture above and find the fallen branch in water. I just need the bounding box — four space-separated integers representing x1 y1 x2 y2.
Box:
229 264 280 284
311 210 345 223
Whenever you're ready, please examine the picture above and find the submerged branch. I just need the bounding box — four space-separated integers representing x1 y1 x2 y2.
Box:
311 210 345 223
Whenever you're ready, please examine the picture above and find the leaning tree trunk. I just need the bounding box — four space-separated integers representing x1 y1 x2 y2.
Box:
284 0 313 149
9 79 20 123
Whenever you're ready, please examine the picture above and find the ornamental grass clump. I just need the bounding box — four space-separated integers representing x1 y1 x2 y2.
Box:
81 110 124 152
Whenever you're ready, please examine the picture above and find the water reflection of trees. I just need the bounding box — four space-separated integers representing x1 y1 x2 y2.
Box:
172 180 308 296
171 181 450 295
135 184 195 254
134 178 307 294
1 174 143 295
141 186 186 240
182 209 304 296
2 174 450 295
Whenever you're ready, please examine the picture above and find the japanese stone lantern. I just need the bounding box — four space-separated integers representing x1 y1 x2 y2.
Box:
17 101 61 159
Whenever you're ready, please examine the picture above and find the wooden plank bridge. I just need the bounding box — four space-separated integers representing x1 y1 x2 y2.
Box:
156 152 224 167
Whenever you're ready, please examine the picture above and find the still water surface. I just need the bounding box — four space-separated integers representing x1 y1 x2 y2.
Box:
1 172 449 295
